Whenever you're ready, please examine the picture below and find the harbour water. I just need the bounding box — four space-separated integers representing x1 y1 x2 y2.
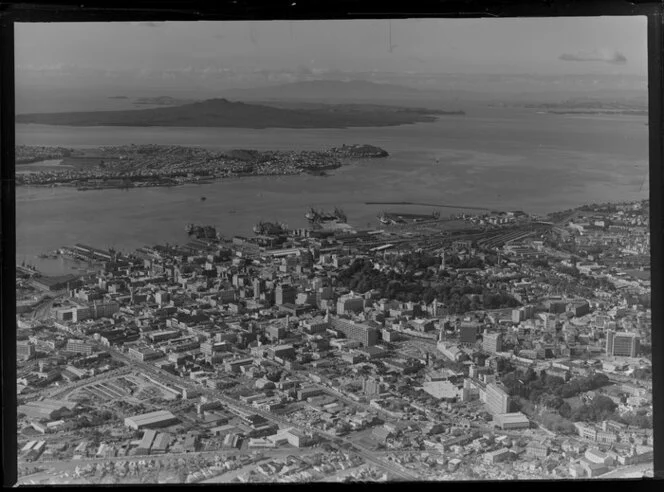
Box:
16 107 648 275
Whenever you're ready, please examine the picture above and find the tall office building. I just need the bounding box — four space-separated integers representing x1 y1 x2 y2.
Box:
606 330 640 357
362 377 384 396
330 317 379 347
428 298 445 317
336 296 364 315
253 279 264 299
485 382 512 415
17 341 35 361
459 323 478 346
512 308 525 323
482 332 503 354
65 339 94 355
275 284 296 306
542 313 558 332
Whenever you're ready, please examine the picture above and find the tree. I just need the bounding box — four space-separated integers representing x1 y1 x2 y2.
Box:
591 373 610 388
559 402 572 419
591 395 617 415
632 367 652 380
540 394 565 411
422 289 436 305
561 380 581 398
532 259 549 269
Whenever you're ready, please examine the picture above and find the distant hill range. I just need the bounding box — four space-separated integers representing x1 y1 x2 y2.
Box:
218 79 430 102
15 97 462 129
525 95 648 110
132 95 198 106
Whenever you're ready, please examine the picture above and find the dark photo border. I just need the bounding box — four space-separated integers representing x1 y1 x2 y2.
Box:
1 0 662 487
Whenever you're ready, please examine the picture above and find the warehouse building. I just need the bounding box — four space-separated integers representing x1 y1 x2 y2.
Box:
135 429 157 455
150 433 171 454
124 410 179 430
493 412 530 430
18 399 78 421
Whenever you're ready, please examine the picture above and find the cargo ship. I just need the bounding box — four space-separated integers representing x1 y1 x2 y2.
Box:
37 252 59 259
253 221 288 236
185 224 218 240
377 211 404 225
305 207 347 224
378 210 440 225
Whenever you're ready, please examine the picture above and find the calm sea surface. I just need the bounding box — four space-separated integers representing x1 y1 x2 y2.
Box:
16 107 648 275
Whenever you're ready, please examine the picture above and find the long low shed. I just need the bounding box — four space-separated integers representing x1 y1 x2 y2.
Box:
124 410 179 430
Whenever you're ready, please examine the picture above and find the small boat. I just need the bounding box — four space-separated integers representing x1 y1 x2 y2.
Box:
200 196 207 201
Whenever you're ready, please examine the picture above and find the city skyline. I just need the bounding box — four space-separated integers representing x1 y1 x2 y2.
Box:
13 15 653 485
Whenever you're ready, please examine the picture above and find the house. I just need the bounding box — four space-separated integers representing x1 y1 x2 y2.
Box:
526 441 549 458
580 458 609 477
483 447 512 464
584 448 614 466
569 463 586 478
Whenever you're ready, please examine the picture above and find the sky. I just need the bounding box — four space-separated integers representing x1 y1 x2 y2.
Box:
15 17 647 77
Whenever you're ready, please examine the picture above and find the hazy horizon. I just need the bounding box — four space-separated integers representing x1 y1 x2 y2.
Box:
15 17 647 107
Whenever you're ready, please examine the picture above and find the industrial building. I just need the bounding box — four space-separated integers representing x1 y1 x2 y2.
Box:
124 410 179 430
55 301 120 322
30 274 82 293
136 429 157 455
330 317 379 347
18 399 78 421
65 339 94 355
493 412 530 430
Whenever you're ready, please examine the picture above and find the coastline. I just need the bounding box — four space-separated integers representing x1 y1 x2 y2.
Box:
15 143 388 189
15 166 343 191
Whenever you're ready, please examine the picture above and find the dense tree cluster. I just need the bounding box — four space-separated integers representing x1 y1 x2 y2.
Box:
631 367 652 380
617 409 653 429
336 256 518 314
501 368 610 413
502 368 653 428
566 395 618 422
539 410 577 434
545 264 616 296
